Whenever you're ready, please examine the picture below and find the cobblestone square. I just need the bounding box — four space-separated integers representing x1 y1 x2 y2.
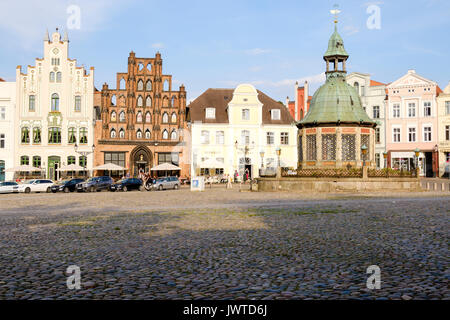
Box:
0 187 448 300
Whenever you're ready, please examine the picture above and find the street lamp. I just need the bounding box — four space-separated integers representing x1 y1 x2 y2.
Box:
276 147 281 167
383 151 388 169
74 143 95 177
260 150 265 168
361 144 368 167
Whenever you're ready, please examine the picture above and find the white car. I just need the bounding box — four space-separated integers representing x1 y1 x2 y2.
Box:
18 179 55 193
0 181 19 194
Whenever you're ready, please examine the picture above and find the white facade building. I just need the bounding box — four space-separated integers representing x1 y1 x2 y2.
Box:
15 29 94 180
346 72 387 168
0 80 16 181
189 84 298 180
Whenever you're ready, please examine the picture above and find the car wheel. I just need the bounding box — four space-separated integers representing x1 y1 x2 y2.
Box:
174 184 179 190
123 186 128 192
158 185 163 191
64 187 69 193
46 187 51 193
25 187 31 194
90 186 95 193
145 184 152 191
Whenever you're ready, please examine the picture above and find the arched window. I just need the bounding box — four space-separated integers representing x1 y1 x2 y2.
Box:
147 63 152 72
49 72 55 82
163 80 169 91
241 130 250 145
74 95 81 111
171 112 177 123
137 80 144 91
21 156 29 165
354 82 360 94
51 93 59 112
32 156 41 168
162 130 169 140
68 127 76 144
171 130 177 140
79 127 87 144
119 78 126 90
56 72 62 83
145 112 151 123
111 111 117 122
32 127 41 144
29 95 36 111
138 63 144 71
136 111 143 122
171 96 177 107
119 129 125 138
146 96 152 107
48 127 61 144
67 156 76 165
201 130 210 144
136 129 142 139
119 111 126 122
111 95 116 105
145 129 151 139
21 127 30 143
137 95 143 107
146 80 152 91
162 96 169 107
300 109 304 120
162 112 169 123
110 128 116 138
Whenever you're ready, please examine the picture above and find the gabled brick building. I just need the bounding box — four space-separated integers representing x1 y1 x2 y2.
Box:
93 51 190 178
286 81 311 121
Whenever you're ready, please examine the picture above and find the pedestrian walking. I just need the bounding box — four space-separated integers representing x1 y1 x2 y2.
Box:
226 174 232 189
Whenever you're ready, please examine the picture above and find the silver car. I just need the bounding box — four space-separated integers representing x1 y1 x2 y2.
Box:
0 181 19 194
152 176 180 191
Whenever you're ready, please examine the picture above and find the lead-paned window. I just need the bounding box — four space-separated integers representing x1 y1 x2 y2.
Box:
322 134 336 161
342 134 356 161
306 135 317 161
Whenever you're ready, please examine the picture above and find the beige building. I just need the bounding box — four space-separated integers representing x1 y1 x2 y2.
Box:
437 82 450 177
189 84 297 180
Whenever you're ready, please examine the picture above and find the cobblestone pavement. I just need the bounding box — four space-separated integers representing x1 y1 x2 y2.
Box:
0 187 448 300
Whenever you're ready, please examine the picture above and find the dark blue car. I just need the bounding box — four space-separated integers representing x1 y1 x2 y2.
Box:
51 178 85 193
109 178 143 192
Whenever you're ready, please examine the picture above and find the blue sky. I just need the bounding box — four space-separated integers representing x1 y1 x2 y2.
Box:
0 0 449 102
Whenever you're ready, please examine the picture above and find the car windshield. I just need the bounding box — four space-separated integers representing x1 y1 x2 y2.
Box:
87 178 97 182
59 180 69 185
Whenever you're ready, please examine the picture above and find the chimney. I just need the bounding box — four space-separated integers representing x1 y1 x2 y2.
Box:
285 96 289 108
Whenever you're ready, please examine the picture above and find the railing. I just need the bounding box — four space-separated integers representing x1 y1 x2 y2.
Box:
281 168 363 178
368 168 417 178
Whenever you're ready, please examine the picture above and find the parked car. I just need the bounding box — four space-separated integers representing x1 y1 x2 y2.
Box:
152 176 180 191
18 179 54 193
51 178 85 193
0 181 19 194
76 176 113 192
110 178 143 192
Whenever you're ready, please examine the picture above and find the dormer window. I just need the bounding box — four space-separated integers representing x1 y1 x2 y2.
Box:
271 109 281 120
205 107 215 119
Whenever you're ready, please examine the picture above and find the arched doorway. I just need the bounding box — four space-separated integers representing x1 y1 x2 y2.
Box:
48 156 61 181
130 145 152 177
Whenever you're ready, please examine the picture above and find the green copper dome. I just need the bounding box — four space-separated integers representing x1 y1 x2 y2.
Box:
324 24 349 58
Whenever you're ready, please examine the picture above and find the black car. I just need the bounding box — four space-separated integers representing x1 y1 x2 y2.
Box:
76 176 114 192
51 178 85 193
110 178 143 192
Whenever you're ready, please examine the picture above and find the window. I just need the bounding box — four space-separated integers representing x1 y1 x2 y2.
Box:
111 111 117 122
21 127 30 143
146 96 152 107
29 95 35 112
68 127 76 144
74 96 81 111
33 156 41 168
408 103 416 117
242 109 250 120
119 111 125 122
354 82 359 94
145 129 151 139
163 80 169 91
136 111 143 123
145 112 151 123
79 156 87 168
372 106 380 119
162 130 169 140
21 156 29 165
110 129 116 138
51 58 60 66
241 130 250 145
137 80 144 91
306 135 317 161
51 93 59 112
393 128 401 142
136 129 142 139
119 129 125 138
393 104 400 118
375 153 380 169
205 108 215 119
342 134 356 160
104 152 125 168
79 127 87 144
0 133 4 148
48 127 61 144
201 130 209 144
271 109 281 120
423 126 432 142
137 96 143 107
423 102 431 117
49 72 55 82
446 101 450 115
0 107 5 120
171 113 177 123
56 72 62 83
281 132 289 145
119 79 126 90
146 80 152 91
446 125 450 141
216 131 224 144
266 132 274 145
162 112 169 123
408 127 416 142
111 95 116 105
360 135 370 160
67 156 76 165
158 153 179 166
171 130 177 140
322 134 336 160
375 128 380 144
32 127 41 144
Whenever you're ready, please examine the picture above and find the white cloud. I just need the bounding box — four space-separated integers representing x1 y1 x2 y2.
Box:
152 43 165 49
244 48 272 55
343 25 359 36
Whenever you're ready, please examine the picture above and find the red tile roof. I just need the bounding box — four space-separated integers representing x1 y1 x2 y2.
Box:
370 80 385 86
437 86 443 95
0 78 5 82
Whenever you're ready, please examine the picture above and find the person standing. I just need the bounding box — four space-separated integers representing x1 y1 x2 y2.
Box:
226 174 232 189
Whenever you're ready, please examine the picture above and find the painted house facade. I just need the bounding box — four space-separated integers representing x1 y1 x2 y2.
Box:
437 82 450 176
0 79 16 181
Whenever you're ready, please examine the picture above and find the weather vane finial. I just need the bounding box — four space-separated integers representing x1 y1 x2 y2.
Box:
330 4 341 24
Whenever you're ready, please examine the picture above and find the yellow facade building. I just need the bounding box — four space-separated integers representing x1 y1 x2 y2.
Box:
437 82 450 176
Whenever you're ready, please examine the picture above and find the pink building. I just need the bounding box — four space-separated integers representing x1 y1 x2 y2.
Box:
386 70 441 177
